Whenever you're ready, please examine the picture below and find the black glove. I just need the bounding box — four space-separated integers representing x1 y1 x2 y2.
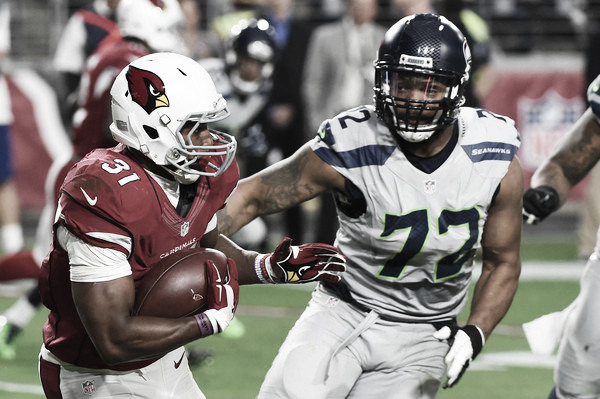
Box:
433 325 485 388
522 185 560 224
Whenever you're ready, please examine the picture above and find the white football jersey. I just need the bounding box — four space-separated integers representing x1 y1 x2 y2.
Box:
310 105 520 322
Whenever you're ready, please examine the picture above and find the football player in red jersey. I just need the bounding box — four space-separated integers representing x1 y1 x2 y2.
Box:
36 52 345 399
0 0 180 360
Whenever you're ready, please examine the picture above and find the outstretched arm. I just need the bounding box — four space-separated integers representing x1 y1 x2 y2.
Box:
533 108 600 201
218 142 346 236
215 143 347 285
524 108 600 223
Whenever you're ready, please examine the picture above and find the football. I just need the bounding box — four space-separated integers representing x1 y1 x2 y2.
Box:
133 248 229 318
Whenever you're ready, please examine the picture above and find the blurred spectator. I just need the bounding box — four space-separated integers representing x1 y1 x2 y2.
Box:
180 0 221 59
210 0 264 43
303 0 384 134
0 0 24 255
52 0 121 128
393 0 434 14
378 0 434 26
200 15 277 258
0 0 184 361
301 0 385 244
438 0 494 107
201 18 277 179
259 0 316 243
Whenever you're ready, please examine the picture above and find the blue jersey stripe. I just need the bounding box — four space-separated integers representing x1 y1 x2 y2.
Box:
314 144 396 168
461 142 518 162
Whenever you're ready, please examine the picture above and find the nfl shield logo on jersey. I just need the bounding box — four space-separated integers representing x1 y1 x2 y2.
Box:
180 221 190 237
82 380 96 395
424 179 436 194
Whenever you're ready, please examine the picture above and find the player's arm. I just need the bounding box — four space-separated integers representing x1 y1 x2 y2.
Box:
68 230 235 365
524 108 600 223
73 275 208 365
470 156 523 338
215 142 347 284
434 156 524 388
218 142 346 235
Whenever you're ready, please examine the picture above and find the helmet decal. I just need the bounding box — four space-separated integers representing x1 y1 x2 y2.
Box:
126 65 170 114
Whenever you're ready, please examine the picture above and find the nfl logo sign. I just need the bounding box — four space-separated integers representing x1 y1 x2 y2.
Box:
82 380 95 395
180 221 190 237
518 89 584 170
424 179 436 194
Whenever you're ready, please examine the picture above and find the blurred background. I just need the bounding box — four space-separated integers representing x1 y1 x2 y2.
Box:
1 0 598 256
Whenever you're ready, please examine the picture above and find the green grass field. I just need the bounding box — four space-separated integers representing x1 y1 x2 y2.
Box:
0 235 583 398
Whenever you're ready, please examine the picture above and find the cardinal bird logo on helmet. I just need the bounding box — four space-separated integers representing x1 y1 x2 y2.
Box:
126 65 170 114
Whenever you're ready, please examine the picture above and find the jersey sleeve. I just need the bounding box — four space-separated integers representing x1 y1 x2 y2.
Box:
57 190 133 258
458 108 521 179
309 106 396 175
56 224 131 283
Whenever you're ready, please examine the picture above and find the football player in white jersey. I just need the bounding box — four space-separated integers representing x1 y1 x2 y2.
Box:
218 13 524 399
523 76 600 399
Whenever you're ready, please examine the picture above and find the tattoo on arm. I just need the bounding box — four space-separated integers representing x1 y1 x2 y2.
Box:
257 152 318 214
554 122 600 185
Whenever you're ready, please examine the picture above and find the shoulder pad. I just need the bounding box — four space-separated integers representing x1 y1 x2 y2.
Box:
61 150 155 221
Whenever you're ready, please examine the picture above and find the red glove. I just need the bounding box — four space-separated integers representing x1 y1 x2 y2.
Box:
256 237 346 284
195 259 239 337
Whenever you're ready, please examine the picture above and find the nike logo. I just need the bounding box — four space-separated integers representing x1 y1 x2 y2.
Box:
174 352 185 369
213 264 223 300
80 187 98 206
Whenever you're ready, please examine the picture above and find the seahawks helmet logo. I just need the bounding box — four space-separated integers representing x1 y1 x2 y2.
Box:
126 65 169 114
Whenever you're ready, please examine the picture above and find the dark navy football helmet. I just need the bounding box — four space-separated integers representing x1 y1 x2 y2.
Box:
225 19 277 95
374 14 471 142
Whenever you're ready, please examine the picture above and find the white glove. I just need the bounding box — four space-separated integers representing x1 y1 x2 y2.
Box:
433 325 485 388
195 260 239 336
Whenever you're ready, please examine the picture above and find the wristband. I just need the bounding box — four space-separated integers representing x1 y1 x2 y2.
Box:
194 313 214 337
254 254 274 284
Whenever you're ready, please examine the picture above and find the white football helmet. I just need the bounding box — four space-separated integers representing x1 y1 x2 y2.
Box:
110 52 236 183
117 0 185 53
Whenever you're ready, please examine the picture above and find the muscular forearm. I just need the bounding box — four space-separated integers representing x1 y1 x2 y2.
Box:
74 279 210 365
530 160 574 208
217 193 259 236
93 315 202 365
532 108 600 203
466 260 520 339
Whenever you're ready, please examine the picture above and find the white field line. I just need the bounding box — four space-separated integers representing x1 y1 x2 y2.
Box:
0 380 44 395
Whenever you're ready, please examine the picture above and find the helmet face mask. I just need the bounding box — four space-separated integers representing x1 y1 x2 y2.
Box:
374 14 471 143
110 53 237 183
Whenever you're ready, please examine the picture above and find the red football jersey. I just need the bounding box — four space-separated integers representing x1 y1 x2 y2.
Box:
39 145 239 370
71 39 150 159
